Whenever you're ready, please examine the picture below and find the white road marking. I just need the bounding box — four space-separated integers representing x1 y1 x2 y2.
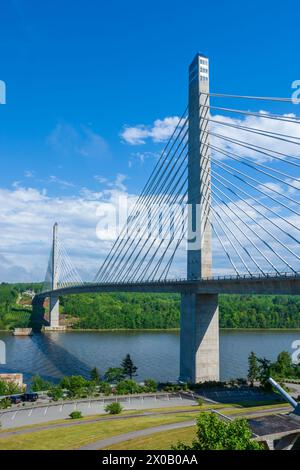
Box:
11 411 17 420
44 407 48 415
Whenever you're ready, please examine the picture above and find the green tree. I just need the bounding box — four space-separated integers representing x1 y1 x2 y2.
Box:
99 381 112 395
90 367 100 383
60 375 89 398
272 351 293 378
144 379 157 392
48 386 64 401
257 357 272 389
172 412 263 450
0 379 23 396
30 375 51 392
104 367 125 383
115 379 142 395
248 351 259 386
121 354 137 379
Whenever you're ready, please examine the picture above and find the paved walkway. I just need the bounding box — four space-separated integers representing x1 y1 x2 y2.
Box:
78 420 196 450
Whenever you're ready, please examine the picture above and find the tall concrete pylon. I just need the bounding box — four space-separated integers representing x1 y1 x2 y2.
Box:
49 222 60 328
179 53 220 383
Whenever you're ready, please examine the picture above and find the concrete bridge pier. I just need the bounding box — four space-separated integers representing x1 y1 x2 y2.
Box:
45 223 65 331
180 293 219 383
49 294 60 328
179 53 220 383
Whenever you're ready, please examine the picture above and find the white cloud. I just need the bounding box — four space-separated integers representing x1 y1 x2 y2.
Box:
47 123 110 159
120 116 181 145
0 184 133 282
2 109 300 283
210 112 300 162
48 175 75 188
94 175 109 184
128 151 160 168
24 170 35 178
108 173 128 191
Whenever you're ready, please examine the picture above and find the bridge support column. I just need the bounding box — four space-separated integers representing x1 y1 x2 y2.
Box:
180 293 219 383
45 223 64 331
180 53 220 383
49 295 60 328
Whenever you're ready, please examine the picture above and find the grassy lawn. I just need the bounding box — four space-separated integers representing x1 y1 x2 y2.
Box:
0 412 196 450
104 425 196 450
0 410 140 435
224 402 290 416
140 403 225 413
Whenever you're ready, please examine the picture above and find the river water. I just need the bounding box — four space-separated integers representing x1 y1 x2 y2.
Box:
0 329 299 384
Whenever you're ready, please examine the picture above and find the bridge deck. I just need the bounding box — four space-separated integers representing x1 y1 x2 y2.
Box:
36 273 300 299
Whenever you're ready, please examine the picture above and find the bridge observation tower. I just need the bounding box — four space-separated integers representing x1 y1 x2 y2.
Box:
179 53 220 383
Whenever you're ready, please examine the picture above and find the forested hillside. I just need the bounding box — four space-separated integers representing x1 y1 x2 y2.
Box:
61 292 300 329
61 293 180 329
0 283 42 330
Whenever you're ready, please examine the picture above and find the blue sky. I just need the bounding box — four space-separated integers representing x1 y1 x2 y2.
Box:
0 0 300 282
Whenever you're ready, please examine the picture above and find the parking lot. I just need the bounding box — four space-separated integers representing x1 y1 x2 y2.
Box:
0 393 197 429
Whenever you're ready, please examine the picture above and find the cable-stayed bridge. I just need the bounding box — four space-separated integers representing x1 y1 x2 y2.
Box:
34 53 300 383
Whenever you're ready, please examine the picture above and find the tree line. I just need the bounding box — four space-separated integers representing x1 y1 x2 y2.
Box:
2 283 300 330
248 350 300 388
61 292 300 330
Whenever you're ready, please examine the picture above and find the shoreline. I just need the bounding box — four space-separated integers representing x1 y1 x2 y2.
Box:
1 327 300 333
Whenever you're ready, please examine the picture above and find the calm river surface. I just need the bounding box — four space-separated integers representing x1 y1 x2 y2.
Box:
0 330 299 384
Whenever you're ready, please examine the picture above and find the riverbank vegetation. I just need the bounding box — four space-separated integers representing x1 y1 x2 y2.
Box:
29 354 162 399
61 292 300 329
2 283 300 330
248 350 300 387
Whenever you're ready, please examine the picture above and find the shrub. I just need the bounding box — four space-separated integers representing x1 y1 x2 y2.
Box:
0 398 11 409
48 386 64 401
115 379 142 395
160 382 181 392
144 379 157 392
191 380 226 390
105 402 123 414
99 381 112 396
69 410 83 419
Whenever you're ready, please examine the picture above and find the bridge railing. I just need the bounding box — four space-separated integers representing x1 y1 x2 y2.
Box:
39 270 300 295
